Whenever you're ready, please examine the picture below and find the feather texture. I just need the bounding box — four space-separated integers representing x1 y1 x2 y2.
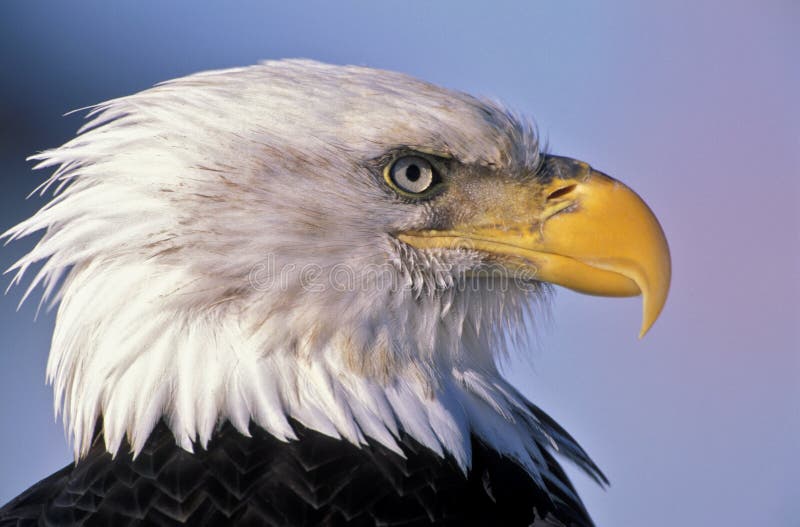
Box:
0 421 595 526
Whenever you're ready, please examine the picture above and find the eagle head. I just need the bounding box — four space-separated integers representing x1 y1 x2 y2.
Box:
4 60 669 498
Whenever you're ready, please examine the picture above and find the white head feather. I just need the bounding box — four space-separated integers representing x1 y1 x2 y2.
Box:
4 59 604 499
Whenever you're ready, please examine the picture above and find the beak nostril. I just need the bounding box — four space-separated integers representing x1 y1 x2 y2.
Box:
546 184 577 201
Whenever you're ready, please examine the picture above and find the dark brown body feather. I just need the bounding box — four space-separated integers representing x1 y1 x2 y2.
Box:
0 422 593 526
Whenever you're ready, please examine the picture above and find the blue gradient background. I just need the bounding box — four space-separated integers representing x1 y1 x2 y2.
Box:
1 2 797 525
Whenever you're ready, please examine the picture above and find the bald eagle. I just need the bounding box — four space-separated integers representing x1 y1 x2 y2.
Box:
0 60 670 526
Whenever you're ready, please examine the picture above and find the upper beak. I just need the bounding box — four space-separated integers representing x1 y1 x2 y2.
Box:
397 155 671 337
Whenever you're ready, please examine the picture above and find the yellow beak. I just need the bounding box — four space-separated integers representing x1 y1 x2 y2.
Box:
397 155 671 337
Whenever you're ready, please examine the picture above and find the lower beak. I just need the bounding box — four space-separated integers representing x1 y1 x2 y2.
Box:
398 155 671 338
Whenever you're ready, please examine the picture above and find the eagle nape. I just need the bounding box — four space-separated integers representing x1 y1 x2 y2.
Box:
1 60 670 527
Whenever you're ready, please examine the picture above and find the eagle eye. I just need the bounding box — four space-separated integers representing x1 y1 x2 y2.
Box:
386 156 437 196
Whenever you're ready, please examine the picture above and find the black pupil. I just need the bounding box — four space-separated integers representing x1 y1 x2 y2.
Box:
405 164 421 182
